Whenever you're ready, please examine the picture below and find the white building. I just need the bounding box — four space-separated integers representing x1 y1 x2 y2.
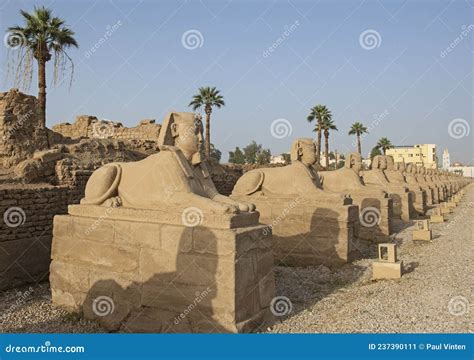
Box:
442 149 450 169
270 153 289 164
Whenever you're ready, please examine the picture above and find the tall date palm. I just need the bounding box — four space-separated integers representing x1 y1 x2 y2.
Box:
348 122 368 155
307 105 332 164
321 117 338 169
6 6 78 129
189 87 225 158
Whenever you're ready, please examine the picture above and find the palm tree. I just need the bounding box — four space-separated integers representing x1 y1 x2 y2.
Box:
7 6 78 130
321 118 338 169
307 105 332 164
376 137 393 154
348 122 368 155
189 87 225 158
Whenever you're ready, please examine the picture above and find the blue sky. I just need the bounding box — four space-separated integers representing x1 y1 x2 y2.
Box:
1 0 472 163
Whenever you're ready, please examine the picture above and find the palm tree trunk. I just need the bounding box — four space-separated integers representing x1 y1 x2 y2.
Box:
316 124 322 164
38 57 47 129
205 106 211 158
357 134 361 155
324 131 329 169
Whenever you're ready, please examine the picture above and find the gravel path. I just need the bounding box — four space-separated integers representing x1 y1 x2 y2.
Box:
1 185 472 333
270 184 473 333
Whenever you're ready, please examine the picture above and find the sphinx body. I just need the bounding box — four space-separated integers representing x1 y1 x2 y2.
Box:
231 138 359 267
361 155 417 221
385 157 427 215
81 112 254 214
319 152 393 242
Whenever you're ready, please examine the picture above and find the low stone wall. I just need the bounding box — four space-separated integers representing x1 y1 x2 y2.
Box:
0 170 91 291
52 116 161 142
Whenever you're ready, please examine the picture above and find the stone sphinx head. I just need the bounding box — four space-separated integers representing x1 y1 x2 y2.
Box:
158 112 204 162
291 138 316 167
371 155 387 170
385 155 397 170
395 161 406 173
417 166 426 175
345 152 362 174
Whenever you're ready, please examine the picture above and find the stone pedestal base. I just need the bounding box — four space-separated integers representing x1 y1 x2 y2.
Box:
50 205 275 333
413 229 432 241
231 195 359 267
447 201 456 209
430 214 444 223
350 194 392 243
440 206 451 215
372 261 403 280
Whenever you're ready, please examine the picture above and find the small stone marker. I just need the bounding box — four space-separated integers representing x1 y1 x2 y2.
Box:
440 202 451 214
447 197 456 208
430 207 444 223
413 219 432 241
372 243 403 280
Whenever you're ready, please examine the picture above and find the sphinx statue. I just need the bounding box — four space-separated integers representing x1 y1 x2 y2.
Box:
81 112 255 214
415 165 440 204
231 138 359 267
385 156 426 215
405 163 434 205
318 152 393 242
50 112 276 333
361 155 416 221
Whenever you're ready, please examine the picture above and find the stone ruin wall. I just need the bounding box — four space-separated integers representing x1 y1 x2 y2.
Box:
0 170 91 291
52 116 161 142
0 89 48 167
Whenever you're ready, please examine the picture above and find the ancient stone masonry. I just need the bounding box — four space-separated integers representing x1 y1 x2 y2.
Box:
52 116 162 142
0 89 48 167
50 112 275 333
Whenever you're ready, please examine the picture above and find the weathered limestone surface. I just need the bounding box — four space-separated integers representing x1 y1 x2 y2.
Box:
320 152 393 243
50 207 275 333
0 89 48 166
231 139 360 267
362 156 417 221
52 116 161 141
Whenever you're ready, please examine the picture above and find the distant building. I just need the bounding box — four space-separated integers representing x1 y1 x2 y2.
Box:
270 153 289 164
385 144 437 169
448 163 473 178
442 148 450 169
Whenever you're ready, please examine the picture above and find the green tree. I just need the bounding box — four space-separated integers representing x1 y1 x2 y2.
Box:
243 141 261 164
307 104 332 165
209 143 221 162
282 153 291 164
7 6 78 130
256 148 272 165
370 146 382 159
228 147 245 164
348 122 369 155
376 137 393 155
188 86 225 158
321 117 338 169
